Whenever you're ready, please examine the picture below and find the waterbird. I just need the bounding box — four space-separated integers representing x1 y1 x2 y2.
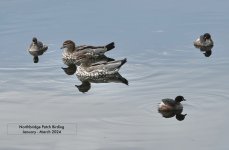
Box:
61 40 115 65
75 54 127 77
28 37 48 63
194 33 214 47
158 96 186 111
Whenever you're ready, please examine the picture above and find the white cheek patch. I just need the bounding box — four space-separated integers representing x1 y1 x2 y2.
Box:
159 102 165 107
196 38 200 42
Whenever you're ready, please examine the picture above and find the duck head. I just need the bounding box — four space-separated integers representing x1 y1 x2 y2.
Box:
203 33 211 41
175 96 186 103
76 54 94 66
32 37 37 44
61 40 76 52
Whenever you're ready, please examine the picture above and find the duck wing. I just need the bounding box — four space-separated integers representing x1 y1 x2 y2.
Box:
162 98 176 106
89 58 126 72
37 41 44 49
37 41 48 52
76 42 115 55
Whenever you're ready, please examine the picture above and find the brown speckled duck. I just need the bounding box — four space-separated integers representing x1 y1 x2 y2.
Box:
61 40 115 66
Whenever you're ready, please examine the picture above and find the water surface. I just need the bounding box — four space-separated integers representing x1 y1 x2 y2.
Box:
0 0 229 150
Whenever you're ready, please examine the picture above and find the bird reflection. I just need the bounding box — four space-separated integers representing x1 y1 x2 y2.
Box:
158 109 187 121
62 64 77 75
194 45 213 57
75 73 128 93
75 80 91 93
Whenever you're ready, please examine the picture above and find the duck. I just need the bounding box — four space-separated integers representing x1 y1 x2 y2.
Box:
194 33 214 47
28 37 48 63
75 54 127 77
158 96 186 111
61 40 115 66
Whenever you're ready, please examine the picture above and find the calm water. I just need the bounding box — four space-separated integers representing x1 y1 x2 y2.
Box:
1 0 229 149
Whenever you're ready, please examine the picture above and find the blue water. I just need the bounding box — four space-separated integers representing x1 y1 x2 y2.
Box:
1 0 229 149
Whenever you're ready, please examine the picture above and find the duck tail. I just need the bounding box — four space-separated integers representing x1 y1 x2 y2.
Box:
105 42 115 51
118 58 127 68
43 45 48 51
120 77 128 85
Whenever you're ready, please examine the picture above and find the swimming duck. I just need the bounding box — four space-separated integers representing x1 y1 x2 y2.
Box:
158 96 186 111
28 37 48 63
75 54 127 77
61 40 115 65
194 33 214 47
